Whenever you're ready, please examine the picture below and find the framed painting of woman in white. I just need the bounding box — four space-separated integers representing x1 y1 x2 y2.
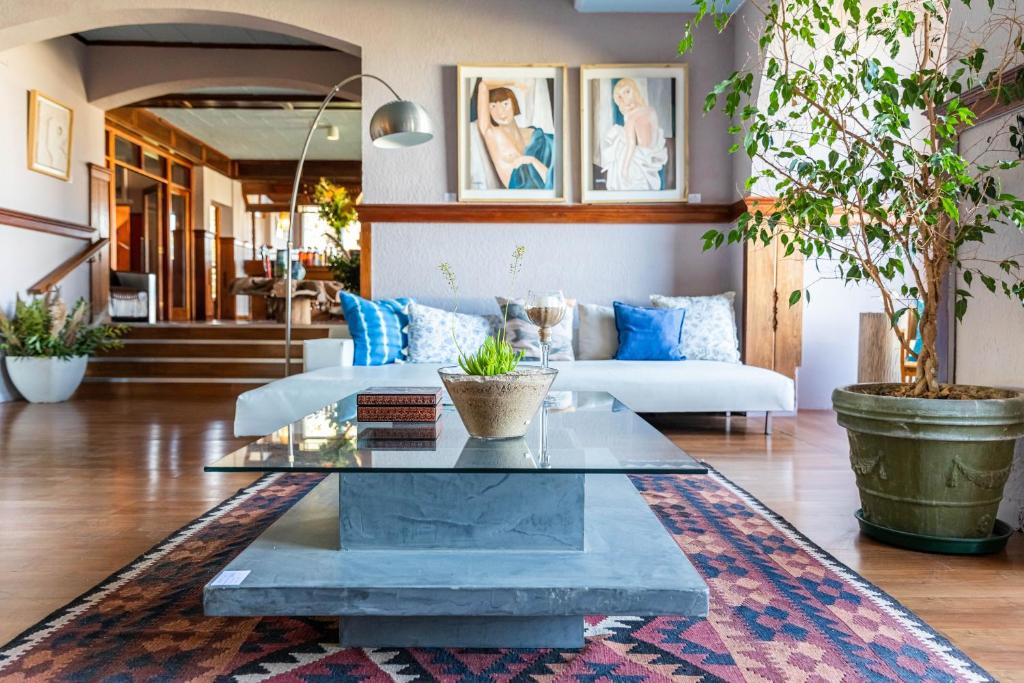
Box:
580 65 687 203
457 64 567 202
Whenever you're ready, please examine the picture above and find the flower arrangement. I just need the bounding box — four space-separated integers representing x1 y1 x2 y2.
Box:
439 245 526 376
0 292 126 359
313 178 361 292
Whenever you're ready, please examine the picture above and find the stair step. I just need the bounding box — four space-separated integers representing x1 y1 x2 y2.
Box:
86 359 288 380
122 323 333 341
100 342 301 359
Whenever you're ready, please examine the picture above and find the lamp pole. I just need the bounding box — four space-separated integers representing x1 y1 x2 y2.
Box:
283 74 423 377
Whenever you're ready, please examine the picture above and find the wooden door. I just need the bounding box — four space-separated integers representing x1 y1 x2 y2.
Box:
166 190 191 321
88 164 112 321
742 210 804 380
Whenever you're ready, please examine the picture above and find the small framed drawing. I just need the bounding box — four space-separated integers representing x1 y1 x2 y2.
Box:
27 90 74 181
457 64 567 202
580 64 688 203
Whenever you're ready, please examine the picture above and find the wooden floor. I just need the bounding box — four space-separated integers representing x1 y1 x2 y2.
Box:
0 394 1021 681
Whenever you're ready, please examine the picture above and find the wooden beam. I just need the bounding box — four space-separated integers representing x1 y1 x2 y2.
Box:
28 239 111 294
106 109 232 176
0 206 96 240
356 201 747 224
125 93 359 110
232 159 361 181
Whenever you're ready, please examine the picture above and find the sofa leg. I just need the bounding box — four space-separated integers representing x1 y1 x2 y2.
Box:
724 411 732 433
764 413 773 436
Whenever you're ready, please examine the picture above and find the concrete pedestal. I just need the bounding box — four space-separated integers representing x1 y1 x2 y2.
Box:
204 473 707 649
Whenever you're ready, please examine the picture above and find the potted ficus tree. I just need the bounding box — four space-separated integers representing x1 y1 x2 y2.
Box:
0 292 126 403
684 0 1024 551
437 246 557 439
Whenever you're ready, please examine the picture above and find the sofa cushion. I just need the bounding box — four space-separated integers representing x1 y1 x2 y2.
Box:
577 303 617 360
613 302 686 361
495 297 575 361
651 292 741 364
408 303 496 364
338 293 412 366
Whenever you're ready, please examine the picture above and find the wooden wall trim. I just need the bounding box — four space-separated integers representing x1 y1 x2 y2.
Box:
28 238 110 294
959 64 1024 126
357 201 747 224
0 206 96 240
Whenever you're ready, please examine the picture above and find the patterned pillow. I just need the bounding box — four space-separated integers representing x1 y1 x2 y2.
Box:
495 297 575 361
650 292 741 363
407 303 496 364
338 293 413 366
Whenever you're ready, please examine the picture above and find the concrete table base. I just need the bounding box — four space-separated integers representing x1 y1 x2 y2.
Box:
204 473 707 649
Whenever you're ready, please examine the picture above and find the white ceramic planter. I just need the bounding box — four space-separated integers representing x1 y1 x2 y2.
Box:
5 356 88 403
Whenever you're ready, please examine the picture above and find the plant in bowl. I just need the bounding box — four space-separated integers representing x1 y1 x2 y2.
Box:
683 0 1024 551
0 292 126 403
437 246 556 439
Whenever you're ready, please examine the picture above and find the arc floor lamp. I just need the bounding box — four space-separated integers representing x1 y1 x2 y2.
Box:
283 74 433 375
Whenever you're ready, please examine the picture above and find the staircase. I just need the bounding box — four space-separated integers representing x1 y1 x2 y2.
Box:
86 323 332 385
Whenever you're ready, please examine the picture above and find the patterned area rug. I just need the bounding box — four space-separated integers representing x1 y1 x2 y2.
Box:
0 470 993 682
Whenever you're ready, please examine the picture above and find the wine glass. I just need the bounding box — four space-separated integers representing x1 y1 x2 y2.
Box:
526 290 566 369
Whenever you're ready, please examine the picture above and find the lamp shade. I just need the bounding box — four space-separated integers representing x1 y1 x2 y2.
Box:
369 100 433 148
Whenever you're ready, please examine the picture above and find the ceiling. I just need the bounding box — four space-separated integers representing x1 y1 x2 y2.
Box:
148 106 362 160
76 23 322 47
573 0 743 11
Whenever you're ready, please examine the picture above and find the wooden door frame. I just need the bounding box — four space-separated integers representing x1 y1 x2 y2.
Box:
167 187 193 321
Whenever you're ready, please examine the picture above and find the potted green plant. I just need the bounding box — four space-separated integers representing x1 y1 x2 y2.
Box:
0 292 126 403
684 0 1024 550
313 178 361 293
437 246 556 439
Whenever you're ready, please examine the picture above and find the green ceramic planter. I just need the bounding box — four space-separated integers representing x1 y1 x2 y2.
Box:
833 384 1024 542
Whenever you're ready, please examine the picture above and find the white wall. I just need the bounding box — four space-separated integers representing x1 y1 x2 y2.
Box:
375 223 742 314
798 262 887 409
0 37 106 401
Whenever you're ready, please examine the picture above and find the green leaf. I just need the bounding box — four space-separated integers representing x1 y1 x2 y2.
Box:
788 290 802 306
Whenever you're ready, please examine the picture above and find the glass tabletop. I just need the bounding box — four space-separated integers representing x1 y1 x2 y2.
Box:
207 391 707 474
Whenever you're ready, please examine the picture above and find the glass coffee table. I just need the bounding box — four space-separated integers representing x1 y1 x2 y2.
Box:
205 391 708 649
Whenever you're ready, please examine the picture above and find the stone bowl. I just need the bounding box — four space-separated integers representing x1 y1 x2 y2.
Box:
438 365 557 439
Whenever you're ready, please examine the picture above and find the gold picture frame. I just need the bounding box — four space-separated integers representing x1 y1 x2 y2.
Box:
456 64 568 203
27 89 74 181
580 64 689 204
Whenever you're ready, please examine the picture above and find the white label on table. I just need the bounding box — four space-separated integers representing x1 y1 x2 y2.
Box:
210 570 250 586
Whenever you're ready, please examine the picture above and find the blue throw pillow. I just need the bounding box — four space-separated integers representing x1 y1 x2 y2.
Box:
613 301 686 361
338 293 413 366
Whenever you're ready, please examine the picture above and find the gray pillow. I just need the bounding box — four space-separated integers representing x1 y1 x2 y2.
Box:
650 292 740 363
495 297 575 361
577 303 618 360
407 303 496 363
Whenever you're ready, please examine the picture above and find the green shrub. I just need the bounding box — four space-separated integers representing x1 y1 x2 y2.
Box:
0 292 127 359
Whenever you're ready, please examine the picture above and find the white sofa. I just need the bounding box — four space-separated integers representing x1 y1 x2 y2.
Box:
234 338 795 437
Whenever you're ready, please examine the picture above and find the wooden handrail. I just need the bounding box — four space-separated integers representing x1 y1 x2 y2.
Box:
0 206 96 240
28 239 110 294
356 201 748 224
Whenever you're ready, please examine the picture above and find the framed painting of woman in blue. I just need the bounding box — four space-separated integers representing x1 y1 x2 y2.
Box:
457 64 567 202
580 64 688 204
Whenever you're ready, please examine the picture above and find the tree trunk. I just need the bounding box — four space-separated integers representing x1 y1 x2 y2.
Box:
913 302 940 396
